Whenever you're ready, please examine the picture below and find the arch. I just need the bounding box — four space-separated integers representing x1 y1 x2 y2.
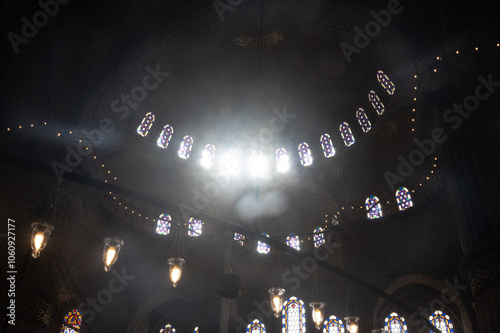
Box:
323 315 345 333
247 319 267 333
298 142 313 166
429 311 455 333
200 144 216 169
156 213 171 235
356 108 372 133
178 135 193 159
395 187 413 211
366 196 382 219
286 234 300 250
384 312 408 333
188 218 202 237
340 122 355 147
377 70 396 95
369 90 385 115
157 125 174 148
276 148 290 172
282 296 306 333
313 227 325 248
159 324 176 333
257 233 270 254
137 112 155 137
320 134 336 158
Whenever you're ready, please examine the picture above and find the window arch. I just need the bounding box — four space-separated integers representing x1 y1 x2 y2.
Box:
200 144 216 169
286 234 300 250
323 315 345 333
369 90 385 115
247 319 267 333
159 324 176 333
298 142 313 166
188 218 202 237
282 296 306 333
320 134 336 158
340 122 355 147
366 196 383 219
234 232 245 245
356 108 372 133
157 125 174 148
384 312 408 333
156 213 171 235
178 135 193 159
377 70 396 95
257 233 270 254
276 148 290 173
313 227 325 248
137 112 155 137
429 311 454 333
60 309 82 333
396 187 413 211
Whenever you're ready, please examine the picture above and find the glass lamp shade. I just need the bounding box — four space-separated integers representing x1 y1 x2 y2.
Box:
167 257 185 287
344 316 360 333
31 222 54 258
309 302 325 330
268 287 285 317
372 329 388 333
103 236 124 272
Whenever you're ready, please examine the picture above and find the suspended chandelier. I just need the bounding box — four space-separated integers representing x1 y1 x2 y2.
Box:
31 222 54 258
167 257 185 287
103 236 124 272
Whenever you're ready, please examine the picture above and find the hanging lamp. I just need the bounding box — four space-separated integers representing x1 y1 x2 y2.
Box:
31 221 54 258
103 236 123 272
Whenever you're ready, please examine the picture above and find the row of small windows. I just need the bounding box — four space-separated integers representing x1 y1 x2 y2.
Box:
366 187 413 220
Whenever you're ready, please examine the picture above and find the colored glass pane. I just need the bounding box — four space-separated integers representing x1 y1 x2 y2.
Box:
286 234 300 250
323 315 345 333
429 311 454 333
340 122 355 147
188 218 202 237
276 148 290 173
137 112 155 137
356 108 372 133
369 90 385 115
157 125 174 148
200 144 216 169
257 233 270 254
298 142 313 166
313 227 325 248
396 187 413 211
282 297 306 333
320 134 335 158
156 213 171 235
384 312 408 333
178 135 193 159
377 70 396 95
366 196 382 219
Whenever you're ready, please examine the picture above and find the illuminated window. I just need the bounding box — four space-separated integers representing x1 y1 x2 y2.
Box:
257 233 270 254
298 142 313 166
377 70 396 95
340 122 355 147
188 218 202 237
369 90 385 115
323 315 345 333
356 108 372 133
313 227 325 248
200 144 216 169
282 296 306 333
247 319 267 333
193 328 198 333
178 135 193 159
276 148 290 173
396 187 413 211
157 125 174 148
320 134 335 158
60 309 82 333
286 234 300 250
159 324 176 333
384 312 408 333
429 311 454 333
366 196 382 219
234 232 245 245
137 112 155 137
332 214 340 226
156 213 171 235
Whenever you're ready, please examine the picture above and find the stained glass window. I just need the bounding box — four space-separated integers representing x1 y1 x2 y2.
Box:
188 218 202 237
61 328 76 333
332 215 340 226
377 70 396 95
396 187 413 211
320 134 336 158
340 122 355 147
234 232 245 245
369 90 385 115
429 311 454 333
384 312 408 333
60 309 82 333
137 112 155 137
366 196 383 219
156 213 171 235
157 125 174 148
200 144 216 169
298 142 313 166
257 233 270 254
276 148 290 173
282 296 306 333
323 315 345 333
159 324 176 333
247 319 267 333
356 108 372 133
313 227 325 248
286 234 300 250
193 328 198 333
178 135 193 159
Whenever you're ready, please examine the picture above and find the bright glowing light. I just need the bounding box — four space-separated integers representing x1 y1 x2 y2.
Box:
273 295 281 314
313 308 323 326
223 150 241 175
105 246 116 267
248 152 268 178
200 144 216 169
349 323 358 333
276 148 290 173
170 265 181 286
33 232 44 252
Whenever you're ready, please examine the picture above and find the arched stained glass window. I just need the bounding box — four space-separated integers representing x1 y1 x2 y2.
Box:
193 328 198 333
247 319 267 333
286 234 300 250
257 233 270 254
200 144 216 169
384 312 408 333
323 315 345 333
137 112 155 137
188 218 202 237
340 122 355 147
377 70 396 95
298 142 313 166
234 232 245 246
320 134 336 158
429 311 454 333
157 125 174 148
276 148 290 173
282 296 306 333
178 135 193 159
159 324 176 333
396 187 413 211
60 309 82 333
156 213 171 235
313 227 325 248
366 196 383 219
369 90 385 115
356 108 372 133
